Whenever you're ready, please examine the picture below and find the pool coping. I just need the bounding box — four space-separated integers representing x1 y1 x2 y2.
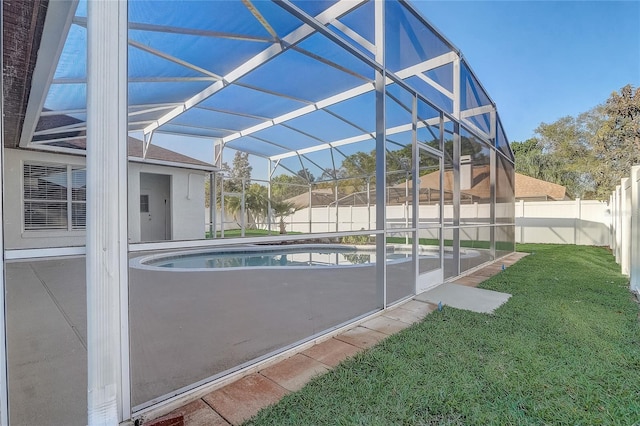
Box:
129 243 450 272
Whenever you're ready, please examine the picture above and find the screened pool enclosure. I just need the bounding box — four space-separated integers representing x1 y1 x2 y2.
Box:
1 0 515 424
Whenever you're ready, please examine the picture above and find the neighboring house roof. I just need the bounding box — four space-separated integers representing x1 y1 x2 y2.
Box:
285 188 341 208
417 169 569 201
289 168 569 207
515 173 569 201
286 187 376 208
394 165 491 203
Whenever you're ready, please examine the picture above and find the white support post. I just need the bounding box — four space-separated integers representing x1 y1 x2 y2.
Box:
308 185 313 234
209 173 215 238
267 159 272 235
621 179 631 276
241 179 246 238
615 185 622 264
452 57 461 120
630 166 640 293
517 199 525 244
411 95 419 294
374 0 386 309
405 173 409 244
335 182 339 233
574 198 581 245
611 191 617 253
0 3 9 423
608 194 613 250
367 178 371 230
220 178 225 238
86 1 129 424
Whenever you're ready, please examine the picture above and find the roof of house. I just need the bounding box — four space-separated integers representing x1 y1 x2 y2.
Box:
45 137 215 170
286 188 335 209
417 169 569 201
3 0 49 148
288 167 569 207
515 173 569 201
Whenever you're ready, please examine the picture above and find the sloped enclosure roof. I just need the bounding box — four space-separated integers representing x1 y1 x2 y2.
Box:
7 0 514 176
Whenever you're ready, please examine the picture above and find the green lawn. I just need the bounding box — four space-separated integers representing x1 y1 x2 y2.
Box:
245 244 640 425
386 236 491 249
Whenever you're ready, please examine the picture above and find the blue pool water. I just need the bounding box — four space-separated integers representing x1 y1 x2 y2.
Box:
133 245 424 270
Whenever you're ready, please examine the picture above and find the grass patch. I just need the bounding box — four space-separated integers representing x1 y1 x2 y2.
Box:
386 236 490 249
245 244 640 425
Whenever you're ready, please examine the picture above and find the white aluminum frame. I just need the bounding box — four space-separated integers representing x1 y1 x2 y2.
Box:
86 0 130 424
19 0 79 148
4 1 518 423
142 0 368 137
0 4 9 423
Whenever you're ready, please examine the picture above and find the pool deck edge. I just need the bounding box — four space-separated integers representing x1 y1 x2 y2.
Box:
140 251 529 426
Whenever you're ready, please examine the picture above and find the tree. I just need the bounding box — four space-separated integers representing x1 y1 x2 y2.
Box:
591 84 640 198
518 85 639 199
222 183 269 229
226 151 252 194
511 138 569 187
296 168 315 183
270 174 308 201
270 199 297 234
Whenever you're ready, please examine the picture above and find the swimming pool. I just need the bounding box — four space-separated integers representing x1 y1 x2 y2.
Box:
130 244 441 272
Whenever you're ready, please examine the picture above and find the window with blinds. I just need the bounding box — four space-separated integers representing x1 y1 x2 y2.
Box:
23 163 87 231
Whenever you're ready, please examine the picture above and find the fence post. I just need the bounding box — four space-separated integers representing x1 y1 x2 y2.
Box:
518 199 525 243
609 194 613 250
621 179 632 276
615 185 622 263
630 166 640 293
574 198 581 245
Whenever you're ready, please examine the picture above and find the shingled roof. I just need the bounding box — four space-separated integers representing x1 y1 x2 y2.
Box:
46 137 214 170
515 173 569 201
416 169 569 202
3 0 49 148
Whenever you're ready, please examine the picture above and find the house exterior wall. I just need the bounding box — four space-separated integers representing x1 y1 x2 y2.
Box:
4 149 87 250
4 148 206 250
128 162 206 243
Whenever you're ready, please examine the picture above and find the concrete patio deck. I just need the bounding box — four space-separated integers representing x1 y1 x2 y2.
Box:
143 252 528 426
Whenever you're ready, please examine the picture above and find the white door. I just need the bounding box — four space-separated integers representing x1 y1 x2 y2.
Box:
140 173 171 241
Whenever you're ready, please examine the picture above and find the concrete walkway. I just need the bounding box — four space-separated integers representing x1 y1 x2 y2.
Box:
144 252 528 426
415 283 511 314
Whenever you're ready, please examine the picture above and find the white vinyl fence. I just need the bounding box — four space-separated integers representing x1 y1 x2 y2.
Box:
207 199 612 246
281 200 611 246
515 199 610 246
609 165 640 294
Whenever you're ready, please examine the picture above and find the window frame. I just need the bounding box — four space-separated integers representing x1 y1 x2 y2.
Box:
22 162 87 232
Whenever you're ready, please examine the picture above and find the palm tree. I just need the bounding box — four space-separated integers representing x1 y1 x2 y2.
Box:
270 199 297 234
222 183 269 229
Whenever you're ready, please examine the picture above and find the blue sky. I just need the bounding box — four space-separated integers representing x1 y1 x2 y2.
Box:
414 0 640 143
151 0 640 176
